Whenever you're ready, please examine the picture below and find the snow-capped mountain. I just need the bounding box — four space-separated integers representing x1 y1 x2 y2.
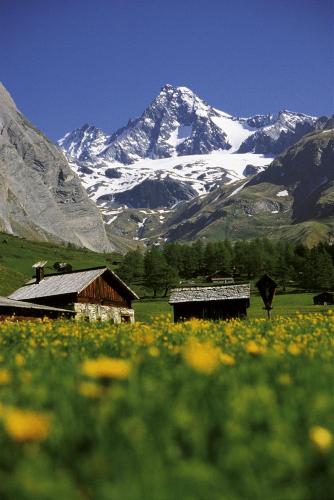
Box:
158 119 334 246
59 85 317 213
59 124 108 162
238 110 317 154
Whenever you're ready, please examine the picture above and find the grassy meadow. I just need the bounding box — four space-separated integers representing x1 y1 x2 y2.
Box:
0 233 333 498
134 292 332 323
0 314 332 499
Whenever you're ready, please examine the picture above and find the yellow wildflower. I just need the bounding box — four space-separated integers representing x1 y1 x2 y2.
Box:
143 331 155 345
245 341 266 356
183 340 221 375
288 344 300 356
309 426 333 453
148 346 160 357
81 357 131 380
220 353 236 366
277 373 292 385
4 409 50 442
0 368 11 385
15 354 25 367
78 382 105 399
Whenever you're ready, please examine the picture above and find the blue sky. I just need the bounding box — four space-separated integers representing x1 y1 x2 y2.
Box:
1 0 333 140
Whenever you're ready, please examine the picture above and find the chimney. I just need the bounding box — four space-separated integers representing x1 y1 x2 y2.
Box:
32 261 47 284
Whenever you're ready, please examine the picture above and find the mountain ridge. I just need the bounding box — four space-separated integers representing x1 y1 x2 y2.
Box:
152 122 334 247
59 84 317 215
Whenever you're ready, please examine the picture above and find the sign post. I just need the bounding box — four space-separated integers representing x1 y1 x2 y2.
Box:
256 274 278 319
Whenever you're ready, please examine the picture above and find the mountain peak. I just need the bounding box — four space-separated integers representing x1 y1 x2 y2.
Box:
160 83 175 93
58 123 107 160
158 84 200 102
81 123 98 131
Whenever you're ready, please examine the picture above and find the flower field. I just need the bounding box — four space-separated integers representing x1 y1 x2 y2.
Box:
0 314 333 499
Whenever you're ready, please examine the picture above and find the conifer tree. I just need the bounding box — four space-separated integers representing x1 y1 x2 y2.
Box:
144 247 177 297
118 249 144 282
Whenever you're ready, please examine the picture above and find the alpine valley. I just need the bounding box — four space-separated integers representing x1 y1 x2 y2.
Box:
0 81 332 252
59 84 333 248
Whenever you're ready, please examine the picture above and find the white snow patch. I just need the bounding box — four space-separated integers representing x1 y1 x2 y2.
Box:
67 151 272 206
106 215 118 225
138 217 148 228
211 113 254 152
276 190 289 197
226 181 248 200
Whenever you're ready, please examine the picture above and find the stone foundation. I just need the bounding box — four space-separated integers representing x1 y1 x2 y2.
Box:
73 303 135 324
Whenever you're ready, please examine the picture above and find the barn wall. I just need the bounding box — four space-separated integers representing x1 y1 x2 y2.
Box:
74 303 135 324
173 299 249 322
0 315 41 322
313 293 334 305
78 275 131 307
0 308 73 321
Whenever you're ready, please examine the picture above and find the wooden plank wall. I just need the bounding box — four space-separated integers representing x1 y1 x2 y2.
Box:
78 275 130 307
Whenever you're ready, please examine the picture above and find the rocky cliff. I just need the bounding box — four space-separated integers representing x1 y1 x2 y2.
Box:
0 82 112 252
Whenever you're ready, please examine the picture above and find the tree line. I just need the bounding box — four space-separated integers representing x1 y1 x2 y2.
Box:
117 239 334 297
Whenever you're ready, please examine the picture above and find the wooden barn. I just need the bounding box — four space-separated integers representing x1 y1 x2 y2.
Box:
0 296 75 321
8 265 139 323
207 271 234 285
313 292 334 306
169 284 250 322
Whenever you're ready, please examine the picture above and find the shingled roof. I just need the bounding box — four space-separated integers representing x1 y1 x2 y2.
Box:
0 296 74 315
169 284 250 304
8 267 139 302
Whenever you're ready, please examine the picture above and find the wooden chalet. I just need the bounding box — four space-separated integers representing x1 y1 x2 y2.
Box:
9 266 139 323
207 271 235 285
313 292 334 306
0 296 74 321
169 284 250 322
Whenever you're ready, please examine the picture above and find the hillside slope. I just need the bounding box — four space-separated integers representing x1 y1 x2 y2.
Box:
0 232 120 296
154 121 334 247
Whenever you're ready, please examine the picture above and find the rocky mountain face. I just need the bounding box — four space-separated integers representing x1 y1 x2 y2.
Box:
99 176 198 209
238 111 317 155
59 85 322 246
102 84 234 162
249 123 334 221
152 119 334 247
0 82 112 252
61 84 236 164
59 124 108 163
61 85 317 166
59 85 317 214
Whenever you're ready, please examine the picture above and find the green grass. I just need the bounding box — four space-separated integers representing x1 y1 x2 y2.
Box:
134 298 173 322
134 292 331 322
0 232 121 296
